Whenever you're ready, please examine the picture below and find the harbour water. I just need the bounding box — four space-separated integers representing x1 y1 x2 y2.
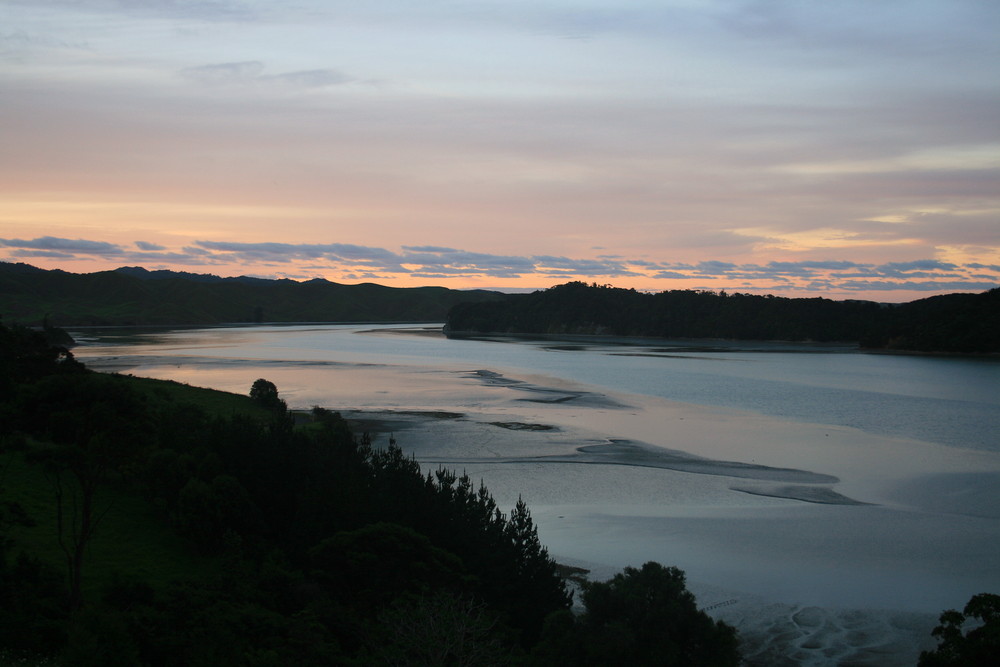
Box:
72 323 1000 664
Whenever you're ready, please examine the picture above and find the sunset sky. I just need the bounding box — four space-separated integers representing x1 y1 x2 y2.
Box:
1 0 998 301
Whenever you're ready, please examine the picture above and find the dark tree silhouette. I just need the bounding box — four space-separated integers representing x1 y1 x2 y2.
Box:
446 281 1000 353
534 561 740 666
249 377 287 413
920 593 1000 667
249 378 279 404
369 591 516 665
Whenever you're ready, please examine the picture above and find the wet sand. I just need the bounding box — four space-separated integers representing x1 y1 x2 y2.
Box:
339 405 954 665
81 350 1000 665
326 367 999 666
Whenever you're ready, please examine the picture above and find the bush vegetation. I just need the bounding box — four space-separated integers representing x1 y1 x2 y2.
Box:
446 281 1000 353
919 593 1000 667
0 318 742 665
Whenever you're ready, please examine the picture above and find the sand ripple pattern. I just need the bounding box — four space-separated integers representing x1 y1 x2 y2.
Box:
707 600 936 666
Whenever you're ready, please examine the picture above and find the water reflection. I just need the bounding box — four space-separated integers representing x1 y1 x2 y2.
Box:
70 323 1000 616
73 323 1000 452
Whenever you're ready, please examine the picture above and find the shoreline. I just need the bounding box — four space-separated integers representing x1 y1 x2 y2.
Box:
78 364 993 665
445 329 860 350
446 329 1000 357
336 406 945 666
332 395 1000 602
72 326 998 665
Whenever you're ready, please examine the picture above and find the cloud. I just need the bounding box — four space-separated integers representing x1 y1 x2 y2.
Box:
269 69 353 87
878 260 957 273
533 255 639 277
10 0 258 22
402 245 460 253
127 252 228 267
7 250 79 259
194 242 686 279
195 241 406 270
179 61 265 85
0 236 229 267
0 236 122 255
838 280 1000 292
179 62 354 89
691 261 738 276
2 236 997 296
644 259 1000 289
401 250 536 276
652 271 697 279
182 246 213 256
0 28 90 59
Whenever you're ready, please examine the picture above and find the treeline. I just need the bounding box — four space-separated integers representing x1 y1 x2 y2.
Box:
0 262 503 326
0 320 740 665
446 281 1000 353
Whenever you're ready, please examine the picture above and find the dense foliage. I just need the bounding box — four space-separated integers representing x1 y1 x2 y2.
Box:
875 288 1000 353
1 319 744 665
0 262 504 326
0 319 568 663
918 593 1000 667
446 281 1000 353
533 562 740 666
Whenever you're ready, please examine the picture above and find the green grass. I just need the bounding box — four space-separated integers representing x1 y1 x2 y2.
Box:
0 373 271 600
2 449 219 598
115 374 272 420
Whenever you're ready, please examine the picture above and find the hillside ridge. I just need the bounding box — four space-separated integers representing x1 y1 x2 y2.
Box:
0 262 504 326
445 281 1000 354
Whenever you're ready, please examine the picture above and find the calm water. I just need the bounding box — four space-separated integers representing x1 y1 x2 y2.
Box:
72 323 1000 452
70 325 1000 613
69 323 1000 661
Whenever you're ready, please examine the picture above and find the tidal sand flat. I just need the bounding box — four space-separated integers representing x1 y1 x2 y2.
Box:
339 405 948 666
74 324 1000 665
329 369 997 666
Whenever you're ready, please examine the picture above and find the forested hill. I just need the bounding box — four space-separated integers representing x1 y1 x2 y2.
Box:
445 281 1000 354
0 262 504 326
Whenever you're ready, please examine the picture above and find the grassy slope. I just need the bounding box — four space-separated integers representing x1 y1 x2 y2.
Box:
115 373 274 418
3 452 216 597
2 376 272 597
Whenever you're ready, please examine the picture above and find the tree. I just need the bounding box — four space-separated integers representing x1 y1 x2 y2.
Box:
368 591 516 666
308 522 471 654
309 522 468 612
175 475 259 553
537 561 740 666
22 374 148 611
919 593 1000 666
249 378 285 411
250 378 278 404
495 497 572 646
0 319 83 399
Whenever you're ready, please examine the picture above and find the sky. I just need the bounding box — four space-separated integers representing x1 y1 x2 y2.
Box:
1 0 998 301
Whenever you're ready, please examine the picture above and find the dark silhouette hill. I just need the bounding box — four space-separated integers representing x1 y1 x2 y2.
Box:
445 281 1000 354
0 262 504 326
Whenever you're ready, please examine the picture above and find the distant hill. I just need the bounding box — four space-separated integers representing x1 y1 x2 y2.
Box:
445 281 1000 354
0 262 504 326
